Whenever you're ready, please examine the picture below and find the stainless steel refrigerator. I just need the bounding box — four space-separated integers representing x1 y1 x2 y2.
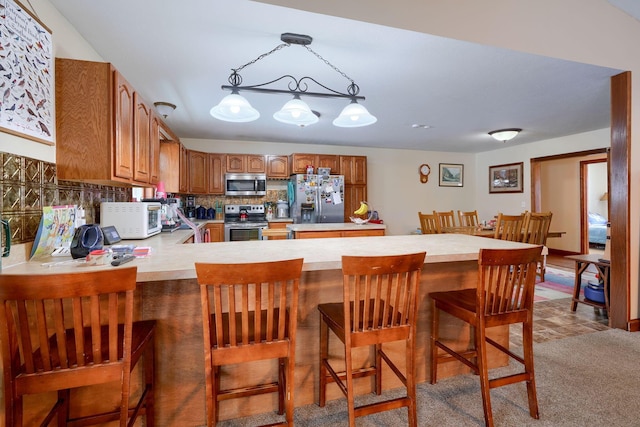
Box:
288 174 345 223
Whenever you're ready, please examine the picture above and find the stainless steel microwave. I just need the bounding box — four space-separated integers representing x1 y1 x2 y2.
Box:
225 173 267 196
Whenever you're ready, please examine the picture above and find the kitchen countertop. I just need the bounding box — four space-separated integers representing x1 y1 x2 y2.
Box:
2 231 534 282
267 218 293 223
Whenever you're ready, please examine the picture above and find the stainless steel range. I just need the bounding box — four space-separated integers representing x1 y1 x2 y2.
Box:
224 204 268 242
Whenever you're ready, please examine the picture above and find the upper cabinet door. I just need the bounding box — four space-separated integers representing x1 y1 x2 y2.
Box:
133 93 151 183
114 71 135 180
247 155 266 173
149 112 161 185
267 155 289 179
226 154 246 173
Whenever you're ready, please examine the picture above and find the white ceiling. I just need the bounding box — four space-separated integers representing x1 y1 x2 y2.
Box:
48 0 627 153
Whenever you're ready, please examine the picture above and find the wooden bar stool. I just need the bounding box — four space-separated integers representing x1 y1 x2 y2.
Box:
318 252 426 427
429 246 543 427
0 267 156 427
195 258 304 427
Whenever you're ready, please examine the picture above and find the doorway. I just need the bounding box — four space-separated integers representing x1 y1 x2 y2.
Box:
581 159 608 255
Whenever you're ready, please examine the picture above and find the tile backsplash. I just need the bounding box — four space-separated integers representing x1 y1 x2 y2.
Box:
1 152 130 245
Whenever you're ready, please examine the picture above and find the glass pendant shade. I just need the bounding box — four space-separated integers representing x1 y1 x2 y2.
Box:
333 101 377 128
273 97 319 126
210 93 260 122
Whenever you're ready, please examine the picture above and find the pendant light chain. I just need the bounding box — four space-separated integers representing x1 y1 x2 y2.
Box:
234 43 290 73
303 45 355 85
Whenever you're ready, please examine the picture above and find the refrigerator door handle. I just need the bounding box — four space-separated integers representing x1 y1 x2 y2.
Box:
316 186 322 222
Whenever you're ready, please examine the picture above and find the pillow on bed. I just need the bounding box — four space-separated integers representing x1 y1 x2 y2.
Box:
588 211 607 225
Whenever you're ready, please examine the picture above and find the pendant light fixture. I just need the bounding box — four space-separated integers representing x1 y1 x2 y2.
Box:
488 128 522 142
273 95 319 127
210 33 376 127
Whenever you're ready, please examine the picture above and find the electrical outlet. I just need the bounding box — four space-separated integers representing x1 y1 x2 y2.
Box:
521 201 526 208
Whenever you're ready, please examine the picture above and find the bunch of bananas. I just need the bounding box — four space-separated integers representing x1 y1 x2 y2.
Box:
353 201 369 215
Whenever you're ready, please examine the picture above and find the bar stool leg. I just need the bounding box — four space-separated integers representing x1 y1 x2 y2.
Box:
319 313 329 407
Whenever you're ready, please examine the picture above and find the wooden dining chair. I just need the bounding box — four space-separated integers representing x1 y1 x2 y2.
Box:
318 252 426 427
458 210 480 227
195 258 304 427
0 267 156 427
418 211 441 234
522 211 553 280
493 212 527 241
434 210 456 228
429 246 543 427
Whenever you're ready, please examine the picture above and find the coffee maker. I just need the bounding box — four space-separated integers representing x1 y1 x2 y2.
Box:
185 195 196 219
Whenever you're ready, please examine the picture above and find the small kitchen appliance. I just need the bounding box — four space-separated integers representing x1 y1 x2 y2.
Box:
185 195 196 219
288 174 345 223
276 200 289 219
100 202 162 239
224 204 268 241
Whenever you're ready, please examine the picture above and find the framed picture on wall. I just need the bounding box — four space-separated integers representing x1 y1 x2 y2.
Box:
489 162 523 193
0 0 54 145
439 163 463 187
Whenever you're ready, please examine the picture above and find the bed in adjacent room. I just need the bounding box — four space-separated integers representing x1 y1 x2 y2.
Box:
588 211 608 247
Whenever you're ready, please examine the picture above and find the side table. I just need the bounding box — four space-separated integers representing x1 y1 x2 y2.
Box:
565 254 610 326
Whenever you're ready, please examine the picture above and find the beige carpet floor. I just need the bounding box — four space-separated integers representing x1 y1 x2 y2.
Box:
216 329 640 426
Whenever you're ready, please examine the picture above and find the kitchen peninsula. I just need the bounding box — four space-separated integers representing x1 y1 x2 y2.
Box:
1 231 535 426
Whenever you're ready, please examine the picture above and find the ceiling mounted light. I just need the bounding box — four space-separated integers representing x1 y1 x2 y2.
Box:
153 102 176 119
488 128 522 142
211 32 376 127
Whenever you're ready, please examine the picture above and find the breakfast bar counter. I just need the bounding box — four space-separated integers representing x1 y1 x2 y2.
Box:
1 232 534 425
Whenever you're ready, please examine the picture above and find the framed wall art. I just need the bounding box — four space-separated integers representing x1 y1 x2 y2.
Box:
489 162 523 193
439 163 463 187
0 0 54 145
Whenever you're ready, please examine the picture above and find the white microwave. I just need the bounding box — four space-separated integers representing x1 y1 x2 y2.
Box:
100 202 162 239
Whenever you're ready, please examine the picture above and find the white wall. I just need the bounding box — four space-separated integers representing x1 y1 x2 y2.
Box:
1 0 102 163
588 162 608 218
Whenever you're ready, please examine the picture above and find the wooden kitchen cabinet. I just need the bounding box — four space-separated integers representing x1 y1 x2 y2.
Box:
266 221 292 240
206 223 224 242
343 184 368 222
159 141 180 193
157 120 185 194
179 143 189 193
290 154 339 174
266 155 289 179
56 58 160 185
133 93 151 184
294 228 384 239
226 154 266 173
339 155 367 185
149 112 161 185
188 150 209 194
208 153 225 194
